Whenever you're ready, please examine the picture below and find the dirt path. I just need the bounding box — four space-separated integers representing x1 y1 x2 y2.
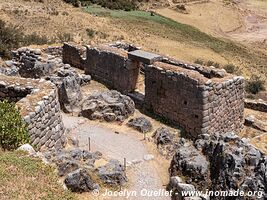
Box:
62 113 171 200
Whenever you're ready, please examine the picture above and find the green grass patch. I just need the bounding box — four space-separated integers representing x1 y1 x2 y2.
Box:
84 6 244 52
84 6 267 77
0 150 76 200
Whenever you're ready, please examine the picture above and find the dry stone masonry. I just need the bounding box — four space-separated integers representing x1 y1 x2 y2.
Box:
62 43 86 70
62 42 245 138
0 75 66 150
84 45 140 94
144 62 244 138
63 43 140 94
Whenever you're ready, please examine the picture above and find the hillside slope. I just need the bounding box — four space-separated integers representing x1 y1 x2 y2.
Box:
0 0 266 82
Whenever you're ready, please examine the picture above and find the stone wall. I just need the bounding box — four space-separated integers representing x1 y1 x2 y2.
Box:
145 62 244 138
245 99 267 112
62 43 86 70
0 75 66 150
84 45 140 94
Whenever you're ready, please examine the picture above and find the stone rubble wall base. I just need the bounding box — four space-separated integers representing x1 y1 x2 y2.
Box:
244 99 267 113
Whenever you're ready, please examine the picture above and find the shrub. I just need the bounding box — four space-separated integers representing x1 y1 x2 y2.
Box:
194 58 204 65
176 4 186 11
57 32 73 43
24 32 49 45
224 64 237 74
0 101 29 150
245 75 265 94
0 20 23 58
0 20 51 58
64 0 138 11
206 60 214 66
86 28 95 38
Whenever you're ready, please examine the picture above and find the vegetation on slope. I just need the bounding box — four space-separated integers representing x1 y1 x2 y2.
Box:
64 0 142 10
0 150 76 200
84 6 267 78
0 20 49 58
0 101 29 151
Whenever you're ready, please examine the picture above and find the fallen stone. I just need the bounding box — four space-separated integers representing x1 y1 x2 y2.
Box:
81 90 135 122
152 127 173 145
64 168 99 192
127 117 152 133
58 160 79 177
97 159 128 185
143 154 154 161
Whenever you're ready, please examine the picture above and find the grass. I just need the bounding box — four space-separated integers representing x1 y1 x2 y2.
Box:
84 6 267 77
84 6 243 52
0 150 76 200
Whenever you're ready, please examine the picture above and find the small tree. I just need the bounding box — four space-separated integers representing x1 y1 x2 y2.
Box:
245 75 265 95
0 100 29 150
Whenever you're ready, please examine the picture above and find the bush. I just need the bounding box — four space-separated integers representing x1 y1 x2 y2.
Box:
57 32 73 43
224 64 237 74
24 32 49 45
0 20 51 58
64 0 139 11
0 20 23 58
245 75 265 94
194 58 204 65
0 101 29 150
86 28 95 38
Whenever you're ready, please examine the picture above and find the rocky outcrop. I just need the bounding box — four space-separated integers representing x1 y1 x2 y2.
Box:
153 127 174 145
64 168 99 193
170 139 209 189
127 117 152 133
97 159 128 186
80 90 135 122
43 148 127 193
169 133 267 199
47 65 84 113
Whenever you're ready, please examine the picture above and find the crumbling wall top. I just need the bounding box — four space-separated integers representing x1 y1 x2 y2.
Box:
151 61 236 85
0 75 55 116
87 44 128 57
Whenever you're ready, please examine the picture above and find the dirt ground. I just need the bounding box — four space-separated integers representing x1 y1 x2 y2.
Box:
241 108 267 154
155 0 267 52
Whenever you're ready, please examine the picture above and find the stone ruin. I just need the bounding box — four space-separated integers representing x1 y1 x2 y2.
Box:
0 75 65 150
62 42 245 138
1 41 266 199
0 42 245 145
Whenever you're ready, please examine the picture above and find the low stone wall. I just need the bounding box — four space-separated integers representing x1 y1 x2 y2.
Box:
0 75 66 150
245 99 267 112
145 62 244 138
62 43 86 70
84 45 140 94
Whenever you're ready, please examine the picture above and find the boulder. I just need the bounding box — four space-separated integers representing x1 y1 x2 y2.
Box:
127 117 152 133
153 127 173 145
97 159 128 185
170 140 209 188
80 90 135 122
64 168 99 192
58 160 79 177
17 144 36 155
49 74 82 113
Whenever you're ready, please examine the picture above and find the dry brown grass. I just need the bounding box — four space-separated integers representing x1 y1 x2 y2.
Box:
0 150 76 200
